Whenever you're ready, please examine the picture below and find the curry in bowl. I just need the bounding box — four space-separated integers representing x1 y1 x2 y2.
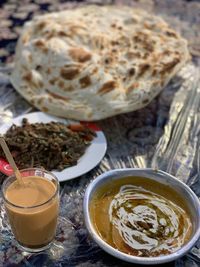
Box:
90 176 192 257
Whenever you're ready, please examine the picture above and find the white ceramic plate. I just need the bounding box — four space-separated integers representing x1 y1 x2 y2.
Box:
0 112 107 182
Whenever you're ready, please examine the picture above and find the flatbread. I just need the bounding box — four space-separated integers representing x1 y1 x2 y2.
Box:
11 5 190 121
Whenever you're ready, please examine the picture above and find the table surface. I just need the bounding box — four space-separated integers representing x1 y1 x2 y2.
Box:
0 0 200 266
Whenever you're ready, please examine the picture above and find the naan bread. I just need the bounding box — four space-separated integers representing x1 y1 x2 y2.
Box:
11 5 190 121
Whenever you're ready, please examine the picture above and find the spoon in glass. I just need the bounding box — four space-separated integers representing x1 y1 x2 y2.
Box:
0 137 24 185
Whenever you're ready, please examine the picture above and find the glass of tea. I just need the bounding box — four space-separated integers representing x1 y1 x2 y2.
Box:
2 168 59 252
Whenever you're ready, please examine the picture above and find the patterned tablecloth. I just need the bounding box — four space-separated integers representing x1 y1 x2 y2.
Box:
0 1 200 266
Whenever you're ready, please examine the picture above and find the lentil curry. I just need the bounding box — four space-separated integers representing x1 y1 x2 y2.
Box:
90 177 192 257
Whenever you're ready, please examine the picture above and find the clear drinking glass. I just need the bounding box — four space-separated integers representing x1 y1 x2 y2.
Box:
2 168 59 252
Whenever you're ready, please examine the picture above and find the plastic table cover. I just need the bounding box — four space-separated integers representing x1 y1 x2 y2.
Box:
0 1 200 266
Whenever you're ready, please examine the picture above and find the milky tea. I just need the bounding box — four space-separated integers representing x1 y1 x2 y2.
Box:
2 169 59 252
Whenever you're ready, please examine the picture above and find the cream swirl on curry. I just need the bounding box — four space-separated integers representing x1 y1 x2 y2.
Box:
109 185 192 256
90 177 192 257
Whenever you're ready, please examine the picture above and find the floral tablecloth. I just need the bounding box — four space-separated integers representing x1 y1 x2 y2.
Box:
0 1 200 266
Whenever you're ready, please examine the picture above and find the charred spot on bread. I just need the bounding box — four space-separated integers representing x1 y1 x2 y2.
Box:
47 91 70 101
34 21 47 33
137 64 151 77
60 67 80 80
35 65 43 72
98 81 116 95
69 48 92 63
79 76 91 88
165 30 178 38
160 58 180 75
126 82 139 94
34 39 48 53
49 78 56 85
58 80 65 89
128 68 136 76
22 72 32 82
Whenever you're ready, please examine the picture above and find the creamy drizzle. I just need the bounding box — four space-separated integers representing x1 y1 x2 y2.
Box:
109 185 192 256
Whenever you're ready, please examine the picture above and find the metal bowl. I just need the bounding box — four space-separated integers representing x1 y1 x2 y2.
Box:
83 168 200 265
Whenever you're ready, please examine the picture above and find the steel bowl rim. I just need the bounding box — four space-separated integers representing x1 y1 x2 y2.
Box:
83 168 200 265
